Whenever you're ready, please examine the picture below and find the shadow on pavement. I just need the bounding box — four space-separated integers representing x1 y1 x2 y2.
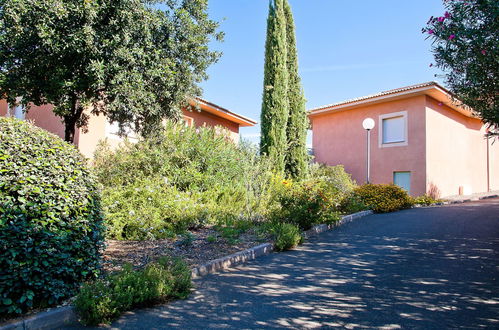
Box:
69 199 499 329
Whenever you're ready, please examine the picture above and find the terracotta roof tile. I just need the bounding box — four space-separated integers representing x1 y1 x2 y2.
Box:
309 81 441 112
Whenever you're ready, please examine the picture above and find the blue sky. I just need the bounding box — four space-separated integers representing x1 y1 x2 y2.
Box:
199 0 447 143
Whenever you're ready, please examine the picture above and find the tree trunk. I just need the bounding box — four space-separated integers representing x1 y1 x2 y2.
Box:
63 96 83 143
64 119 77 143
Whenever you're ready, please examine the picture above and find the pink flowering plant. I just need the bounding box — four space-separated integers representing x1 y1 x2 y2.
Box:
423 0 499 134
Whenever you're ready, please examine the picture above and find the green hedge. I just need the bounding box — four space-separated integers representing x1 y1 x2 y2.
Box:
353 184 413 213
0 118 104 315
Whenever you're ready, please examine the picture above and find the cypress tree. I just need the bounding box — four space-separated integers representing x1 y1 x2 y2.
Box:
283 0 308 179
260 0 289 174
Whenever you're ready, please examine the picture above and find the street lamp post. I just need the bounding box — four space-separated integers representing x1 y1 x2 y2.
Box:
362 118 375 184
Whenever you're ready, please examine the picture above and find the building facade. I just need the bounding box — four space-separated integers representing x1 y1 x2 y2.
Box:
309 82 499 197
0 97 256 159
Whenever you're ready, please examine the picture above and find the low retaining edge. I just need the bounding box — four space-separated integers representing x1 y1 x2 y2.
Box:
0 210 373 330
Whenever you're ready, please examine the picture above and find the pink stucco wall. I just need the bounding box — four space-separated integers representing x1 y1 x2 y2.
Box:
311 95 427 196
311 94 498 197
490 136 499 192
1 100 242 159
182 108 239 141
0 100 66 139
425 96 499 197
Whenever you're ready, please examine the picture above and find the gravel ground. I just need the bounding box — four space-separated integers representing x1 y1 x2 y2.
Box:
102 227 270 273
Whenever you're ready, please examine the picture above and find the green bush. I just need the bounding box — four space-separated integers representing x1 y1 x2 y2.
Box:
94 123 275 240
413 194 442 206
215 218 253 244
353 184 413 213
0 118 104 315
338 193 368 214
269 178 341 230
266 222 303 251
102 178 207 240
74 256 191 326
309 164 356 200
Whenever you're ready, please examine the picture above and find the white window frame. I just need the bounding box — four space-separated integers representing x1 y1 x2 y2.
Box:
379 111 408 148
182 115 194 127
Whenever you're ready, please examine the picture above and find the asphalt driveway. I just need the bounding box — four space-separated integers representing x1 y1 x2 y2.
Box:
71 198 499 329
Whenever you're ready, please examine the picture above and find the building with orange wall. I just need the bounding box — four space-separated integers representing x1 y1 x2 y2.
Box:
308 82 499 197
0 97 256 159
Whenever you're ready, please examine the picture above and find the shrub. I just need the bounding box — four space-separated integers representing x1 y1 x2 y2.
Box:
74 256 191 326
215 218 253 245
353 184 413 213
339 193 368 214
102 178 206 240
269 178 341 230
266 222 302 251
94 123 275 240
0 118 104 315
413 194 442 206
309 163 356 199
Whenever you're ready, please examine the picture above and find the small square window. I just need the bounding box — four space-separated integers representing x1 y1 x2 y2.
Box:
383 116 405 143
379 111 408 147
394 171 411 194
182 116 194 127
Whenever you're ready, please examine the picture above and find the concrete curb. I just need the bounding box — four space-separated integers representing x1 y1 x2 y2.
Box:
303 210 373 239
191 210 373 279
423 193 499 207
191 243 274 279
0 306 77 330
0 210 374 330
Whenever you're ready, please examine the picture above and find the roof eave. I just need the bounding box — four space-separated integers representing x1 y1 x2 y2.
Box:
189 98 257 127
308 85 474 119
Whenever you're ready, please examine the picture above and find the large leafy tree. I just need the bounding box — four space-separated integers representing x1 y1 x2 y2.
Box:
283 0 308 179
423 0 498 132
260 0 289 174
0 0 222 142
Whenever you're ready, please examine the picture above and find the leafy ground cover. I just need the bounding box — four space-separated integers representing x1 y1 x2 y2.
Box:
75 256 191 326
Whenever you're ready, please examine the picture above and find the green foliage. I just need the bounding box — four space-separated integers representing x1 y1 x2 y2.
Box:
266 222 302 251
269 178 341 230
308 164 368 214
177 232 196 247
283 0 308 179
423 0 499 130
353 184 413 213
309 164 356 199
74 256 191 326
215 218 253 244
0 118 104 315
260 0 308 176
0 0 222 141
338 193 368 214
260 0 289 173
413 194 442 206
94 123 275 240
